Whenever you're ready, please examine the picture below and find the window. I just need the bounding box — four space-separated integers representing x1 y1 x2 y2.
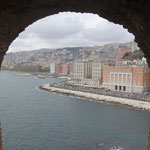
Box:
119 86 122 91
123 86 126 91
115 85 118 90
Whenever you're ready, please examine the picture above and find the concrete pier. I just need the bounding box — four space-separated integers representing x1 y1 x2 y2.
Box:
41 84 150 111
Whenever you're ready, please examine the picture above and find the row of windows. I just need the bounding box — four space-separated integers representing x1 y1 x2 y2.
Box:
92 67 101 69
104 79 131 84
133 81 150 86
104 69 150 73
74 67 83 69
133 69 150 73
115 85 126 91
111 73 131 77
103 68 131 72
133 81 141 86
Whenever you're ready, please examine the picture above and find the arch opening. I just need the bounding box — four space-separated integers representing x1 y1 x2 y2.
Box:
0 1 150 148
2 12 149 97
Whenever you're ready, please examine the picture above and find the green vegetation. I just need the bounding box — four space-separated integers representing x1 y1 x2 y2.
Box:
123 50 144 60
8 64 50 73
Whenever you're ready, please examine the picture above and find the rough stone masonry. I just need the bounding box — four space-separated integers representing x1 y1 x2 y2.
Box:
0 0 150 66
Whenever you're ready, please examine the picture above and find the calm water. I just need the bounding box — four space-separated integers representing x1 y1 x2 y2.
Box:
0 72 150 150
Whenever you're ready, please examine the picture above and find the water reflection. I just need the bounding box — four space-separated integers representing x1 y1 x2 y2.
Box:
0 122 149 150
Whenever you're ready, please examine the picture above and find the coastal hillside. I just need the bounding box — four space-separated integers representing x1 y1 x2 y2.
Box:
123 50 144 60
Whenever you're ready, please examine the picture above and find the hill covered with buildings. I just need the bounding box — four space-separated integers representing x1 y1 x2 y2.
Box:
2 41 139 73
2 41 150 94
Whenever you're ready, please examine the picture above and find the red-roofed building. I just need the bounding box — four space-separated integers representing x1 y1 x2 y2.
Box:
116 48 132 61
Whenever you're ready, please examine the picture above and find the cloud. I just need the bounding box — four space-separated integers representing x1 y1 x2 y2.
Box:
8 12 134 52
82 20 133 43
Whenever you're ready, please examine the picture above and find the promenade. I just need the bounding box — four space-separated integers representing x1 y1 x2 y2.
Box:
40 81 150 111
48 81 150 101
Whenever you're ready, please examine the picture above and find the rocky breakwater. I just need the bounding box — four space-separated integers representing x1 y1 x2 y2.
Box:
40 84 150 111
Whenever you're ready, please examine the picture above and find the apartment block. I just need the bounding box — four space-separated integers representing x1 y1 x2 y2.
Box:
72 61 84 84
68 62 74 75
92 61 103 86
56 62 64 74
62 63 69 75
72 60 103 87
103 66 133 92
132 67 150 93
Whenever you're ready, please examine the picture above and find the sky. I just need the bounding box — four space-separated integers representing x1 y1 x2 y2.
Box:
8 12 135 52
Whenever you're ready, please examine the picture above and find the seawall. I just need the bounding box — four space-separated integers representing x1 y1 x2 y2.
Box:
40 84 150 111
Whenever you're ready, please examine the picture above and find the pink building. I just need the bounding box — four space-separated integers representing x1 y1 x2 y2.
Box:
68 62 74 75
56 62 64 74
62 62 74 75
62 63 69 75
116 48 132 61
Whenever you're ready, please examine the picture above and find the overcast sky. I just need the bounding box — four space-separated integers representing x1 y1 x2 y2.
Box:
8 12 135 52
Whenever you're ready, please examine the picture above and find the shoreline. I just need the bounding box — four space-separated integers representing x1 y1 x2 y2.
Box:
2 70 32 77
1 70 70 79
40 84 150 111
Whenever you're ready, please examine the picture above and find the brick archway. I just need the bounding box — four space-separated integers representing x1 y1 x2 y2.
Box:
0 0 150 65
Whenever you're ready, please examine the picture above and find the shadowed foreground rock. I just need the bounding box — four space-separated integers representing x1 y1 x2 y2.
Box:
0 0 150 65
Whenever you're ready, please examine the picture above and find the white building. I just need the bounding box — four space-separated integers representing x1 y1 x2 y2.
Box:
50 63 56 74
92 61 103 87
72 60 103 87
72 61 84 84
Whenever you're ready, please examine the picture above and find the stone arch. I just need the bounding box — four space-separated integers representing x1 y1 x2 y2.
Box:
0 0 150 65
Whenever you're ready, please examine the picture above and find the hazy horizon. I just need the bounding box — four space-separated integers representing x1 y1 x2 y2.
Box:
7 40 135 54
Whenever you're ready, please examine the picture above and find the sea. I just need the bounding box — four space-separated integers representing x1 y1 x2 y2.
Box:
0 71 150 150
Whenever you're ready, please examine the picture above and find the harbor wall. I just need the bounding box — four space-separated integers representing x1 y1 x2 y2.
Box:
40 84 150 111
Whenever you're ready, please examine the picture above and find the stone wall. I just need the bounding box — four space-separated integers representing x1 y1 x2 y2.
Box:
0 0 150 66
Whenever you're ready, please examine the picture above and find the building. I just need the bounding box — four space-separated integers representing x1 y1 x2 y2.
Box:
116 47 132 61
68 62 74 75
103 65 133 92
132 66 150 93
56 62 64 74
83 60 92 79
72 60 103 87
60 62 74 75
92 61 103 86
102 59 150 93
62 63 69 75
72 61 84 84
50 63 56 74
